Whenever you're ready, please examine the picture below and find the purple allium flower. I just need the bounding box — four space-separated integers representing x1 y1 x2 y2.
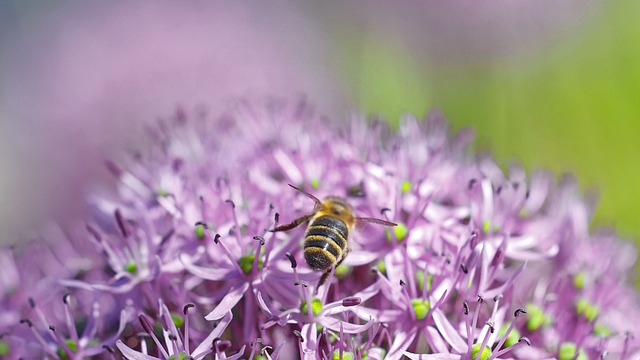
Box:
1 100 639 359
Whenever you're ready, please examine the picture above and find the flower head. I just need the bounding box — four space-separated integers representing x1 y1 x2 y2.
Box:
1 100 639 359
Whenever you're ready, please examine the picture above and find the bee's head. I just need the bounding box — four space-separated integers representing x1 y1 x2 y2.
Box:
322 197 354 220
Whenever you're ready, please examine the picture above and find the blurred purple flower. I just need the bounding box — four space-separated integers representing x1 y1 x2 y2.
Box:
0 1 344 244
1 100 639 359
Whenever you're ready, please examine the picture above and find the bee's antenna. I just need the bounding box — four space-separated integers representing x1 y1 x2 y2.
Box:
287 183 322 208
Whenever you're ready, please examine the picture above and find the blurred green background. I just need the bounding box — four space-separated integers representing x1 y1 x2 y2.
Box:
336 1 640 275
325 1 640 282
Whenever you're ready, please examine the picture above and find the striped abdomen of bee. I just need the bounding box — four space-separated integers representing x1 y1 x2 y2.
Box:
303 212 351 272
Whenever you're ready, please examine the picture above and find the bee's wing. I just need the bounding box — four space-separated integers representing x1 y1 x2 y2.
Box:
354 217 397 228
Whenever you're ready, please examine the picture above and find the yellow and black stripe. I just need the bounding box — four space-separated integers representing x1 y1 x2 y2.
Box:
303 215 348 271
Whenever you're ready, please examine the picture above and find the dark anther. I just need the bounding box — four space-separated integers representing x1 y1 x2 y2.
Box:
252 338 264 345
63 294 71 304
253 236 266 245
194 221 208 228
161 229 175 245
214 234 221 244
274 212 280 223
514 308 527 318
512 182 520 190
470 230 478 240
293 330 304 342
114 209 130 238
104 160 122 177
399 279 406 286
225 199 235 209
28 297 35 308
199 195 204 202
183 303 195 315
460 264 468 274
86 225 102 242
20 319 33 327
477 295 484 303
103 345 115 353
525 190 530 199
518 337 531 346
496 185 503 194
486 321 495 333
493 294 503 302
468 179 477 189
342 297 362 307
285 252 297 269
168 333 178 341
463 302 469 315
48 325 55 331
380 208 391 216
295 281 308 287
370 268 379 274
139 314 154 334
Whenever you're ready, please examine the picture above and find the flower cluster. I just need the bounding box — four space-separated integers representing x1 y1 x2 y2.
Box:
1 100 639 359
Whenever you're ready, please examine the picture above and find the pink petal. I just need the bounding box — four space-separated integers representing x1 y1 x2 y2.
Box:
386 328 417 359
432 309 467 353
180 253 236 281
192 312 233 357
205 282 249 320
116 340 160 360
319 318 375 334
403 351 461 360
424 326 450 354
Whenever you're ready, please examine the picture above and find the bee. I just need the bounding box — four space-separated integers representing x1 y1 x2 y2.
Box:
271 184 397 288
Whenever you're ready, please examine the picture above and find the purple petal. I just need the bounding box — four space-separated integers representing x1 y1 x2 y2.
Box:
205 282 249 320
386 328 417 359
192 312 233 357
180 253 236 281
432 309 467 353
403 351 461 360
116 340 160 360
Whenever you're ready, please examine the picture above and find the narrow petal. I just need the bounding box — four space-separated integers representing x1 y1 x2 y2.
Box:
432 309 467 353
205 282 249 320
386 328 417 359
116 340 160 360
192 312 233 357
403 351 461 360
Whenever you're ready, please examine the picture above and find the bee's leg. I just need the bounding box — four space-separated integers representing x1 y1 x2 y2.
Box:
315 269 333 295
269 214 314 232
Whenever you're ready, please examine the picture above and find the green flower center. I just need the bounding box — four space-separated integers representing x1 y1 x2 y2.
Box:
239 254 263 274
56 339 78 359
332 349 355 360
573 272 586 289
411 298 431 320
0 340 9 356
169 352 188 360
575 299 598 322
386 222 408 242
415 271 432 292
171 312 184 328
401 181 412 193
558 342 588 360
194 224 206 239
470 343 492 360
526 304 551 330
124 261 138 274
301 298 323 316
498 323 521 348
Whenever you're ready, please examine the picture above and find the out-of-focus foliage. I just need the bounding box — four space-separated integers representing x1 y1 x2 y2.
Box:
335 2 640 260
